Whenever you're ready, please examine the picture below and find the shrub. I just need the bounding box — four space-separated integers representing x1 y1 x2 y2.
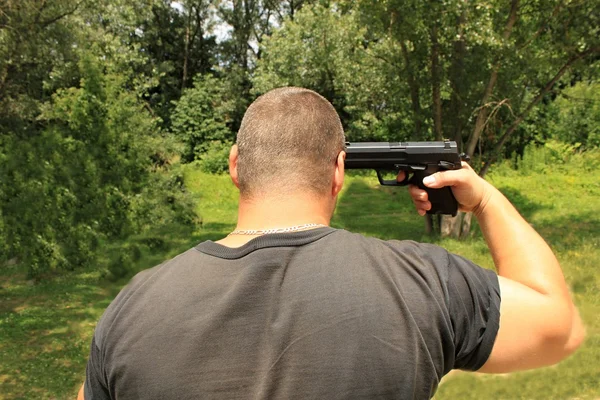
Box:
171 74 235 163
198 140 232 174
508 140 600 175
1 52 197 279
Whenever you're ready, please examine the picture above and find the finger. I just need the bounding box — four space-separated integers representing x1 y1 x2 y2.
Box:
396 170 407 183
408 185 428 201
412 199 431 211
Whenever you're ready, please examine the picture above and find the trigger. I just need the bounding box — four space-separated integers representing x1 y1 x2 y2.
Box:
395 171 411 186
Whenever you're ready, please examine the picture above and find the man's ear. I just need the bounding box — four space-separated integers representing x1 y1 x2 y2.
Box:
229 144 240 189
332 150 345 196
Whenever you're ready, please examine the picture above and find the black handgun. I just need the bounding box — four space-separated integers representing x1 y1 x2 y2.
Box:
344 140 468 216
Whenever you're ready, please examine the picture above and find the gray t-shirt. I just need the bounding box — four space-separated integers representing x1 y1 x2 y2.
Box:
85 227 500 399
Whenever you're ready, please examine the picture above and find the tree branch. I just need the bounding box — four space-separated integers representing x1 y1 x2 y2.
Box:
33 0 48 26
465 0 520 157
39 0 85 29
517 0 563 52
479 46 600 177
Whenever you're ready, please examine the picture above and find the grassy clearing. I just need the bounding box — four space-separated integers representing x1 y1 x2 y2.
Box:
434 169 600 399
334 168 600 399
1 162 598 399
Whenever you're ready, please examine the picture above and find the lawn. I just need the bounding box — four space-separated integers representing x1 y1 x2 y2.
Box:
0 161 598 399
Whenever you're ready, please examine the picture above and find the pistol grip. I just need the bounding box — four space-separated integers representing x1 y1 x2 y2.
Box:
412 169 458 216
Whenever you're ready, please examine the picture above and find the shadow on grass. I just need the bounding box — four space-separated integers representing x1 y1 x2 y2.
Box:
533 210 599 247
496 185 551 221
0 266 117 399
332 179 429 241
0 221 236 399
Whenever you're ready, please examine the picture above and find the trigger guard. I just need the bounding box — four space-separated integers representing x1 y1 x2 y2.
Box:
393 171 411 186
407 174 421 187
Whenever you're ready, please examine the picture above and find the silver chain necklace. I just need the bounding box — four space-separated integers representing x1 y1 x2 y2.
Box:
228 223 327 236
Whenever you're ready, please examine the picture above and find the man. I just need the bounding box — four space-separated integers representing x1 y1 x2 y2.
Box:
79 87 584 399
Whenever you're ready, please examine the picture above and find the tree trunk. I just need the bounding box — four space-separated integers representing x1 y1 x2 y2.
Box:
460 212 473 238
445 0 519 239
430 23 443 141
455 46 600 239
465 0 519 158
182 17 191 90
401 41 422 140
290 0 295 21
448 10 467 147
441 213 463 237
430 21 454 236
424 214 433 235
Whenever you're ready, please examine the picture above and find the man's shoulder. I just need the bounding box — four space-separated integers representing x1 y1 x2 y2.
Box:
94 247 203 345
116 247 202 296
328 229 449 261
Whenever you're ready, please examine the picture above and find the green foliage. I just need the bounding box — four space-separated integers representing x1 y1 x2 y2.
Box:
197 140 232 174
171 74 234 162
130 167 200 228
548 81 600 148
2 160 600 399
104 0 219 127
253 4 408 141
0 51 196 279
0 0 81 133
1 0 597 274
493 140 600 176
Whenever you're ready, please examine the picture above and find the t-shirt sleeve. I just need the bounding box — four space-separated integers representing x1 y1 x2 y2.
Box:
84 335 111 400
83 262 167 399
445 252 501 371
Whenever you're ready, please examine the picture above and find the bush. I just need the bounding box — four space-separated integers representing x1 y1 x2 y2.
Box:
171 74 235 163
198 140 232 174
547 82 600 149
107 253 134 281
0 52 197 279
498 140 600 176
130 167 199 229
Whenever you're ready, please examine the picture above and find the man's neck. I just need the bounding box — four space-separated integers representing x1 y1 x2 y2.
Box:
216 192 332 248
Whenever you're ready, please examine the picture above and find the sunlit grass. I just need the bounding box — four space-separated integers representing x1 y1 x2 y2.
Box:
0 164 598 399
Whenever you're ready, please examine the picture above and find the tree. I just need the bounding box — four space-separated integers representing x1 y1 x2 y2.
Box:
547 81 600 148
254 3 411 141
97 0 219 128
171 73 234 165
0 1 196 277
0 0 84 135
355 0 599 237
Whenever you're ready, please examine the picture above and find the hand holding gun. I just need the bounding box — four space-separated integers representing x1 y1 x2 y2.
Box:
344 140 469 216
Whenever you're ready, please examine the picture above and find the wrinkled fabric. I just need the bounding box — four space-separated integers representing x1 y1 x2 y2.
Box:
85 227 500 400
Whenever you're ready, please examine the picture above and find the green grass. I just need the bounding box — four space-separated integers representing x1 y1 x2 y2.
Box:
434 169 600 400
1 163 598 399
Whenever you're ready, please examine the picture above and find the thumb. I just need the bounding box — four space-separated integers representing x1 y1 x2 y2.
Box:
422 170 462 188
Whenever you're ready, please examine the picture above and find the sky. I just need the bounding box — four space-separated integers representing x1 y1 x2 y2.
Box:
170 1 232 43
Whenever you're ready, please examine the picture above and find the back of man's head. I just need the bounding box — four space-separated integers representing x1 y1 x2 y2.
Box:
236 87 345 199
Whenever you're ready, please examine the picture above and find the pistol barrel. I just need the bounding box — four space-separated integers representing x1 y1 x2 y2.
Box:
344 141 461 170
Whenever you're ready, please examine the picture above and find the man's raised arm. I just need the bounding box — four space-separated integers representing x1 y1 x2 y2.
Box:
409 163 585 373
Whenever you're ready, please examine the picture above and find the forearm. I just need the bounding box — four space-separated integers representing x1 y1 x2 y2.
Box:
475 183 572 310
419 165 584 371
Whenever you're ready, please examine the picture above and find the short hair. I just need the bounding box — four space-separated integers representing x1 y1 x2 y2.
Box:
236 87 345 198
